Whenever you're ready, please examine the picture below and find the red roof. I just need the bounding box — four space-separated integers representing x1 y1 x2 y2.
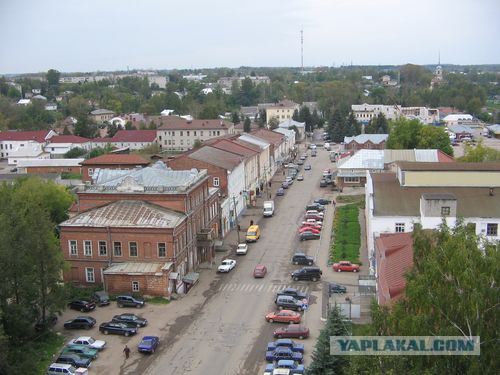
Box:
111 130 157 143
375 232 414 305
207 139 259 157
80 154 150 166
437 150 455 163
49 135 90 144
251 128 284 146
158 116 232 130
0 130 52 143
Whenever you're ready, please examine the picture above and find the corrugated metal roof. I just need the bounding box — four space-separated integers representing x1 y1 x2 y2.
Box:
344 134 388 144
238 134 270 148
60 200 186 228
81 154 150 165
89 161 206 193
398 162 500 171
189 147 243 170
17 158 84 167
448 124 473 134
337 150 384 170
103 262 173 275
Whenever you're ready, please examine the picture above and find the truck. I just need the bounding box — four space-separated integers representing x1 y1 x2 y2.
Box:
263 200 275 217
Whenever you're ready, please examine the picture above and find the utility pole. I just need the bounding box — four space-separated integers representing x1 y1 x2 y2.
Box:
300 28 304 73
232 195 240 244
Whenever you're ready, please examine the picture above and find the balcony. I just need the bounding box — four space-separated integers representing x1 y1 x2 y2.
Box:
196 228 214 247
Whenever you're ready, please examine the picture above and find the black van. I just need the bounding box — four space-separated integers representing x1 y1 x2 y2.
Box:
91 291 110 306
291 267 322 282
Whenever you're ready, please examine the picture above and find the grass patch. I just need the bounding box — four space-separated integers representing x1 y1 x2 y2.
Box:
330 203 362 264
34 332 65 374
60 172 82 180
336 194 365 207
145 296 170 304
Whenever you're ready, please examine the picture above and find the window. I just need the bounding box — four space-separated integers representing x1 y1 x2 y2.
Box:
395 223 405 233
441 206 451 216
88 168 93 176
84 240 92 256
158 243 166 258
194 131 197 136
114 242 122 256
129 242 138 257
85 268 95 283
344 177 360 183
69 240 77 256
187 131 190 136
180 140 184 145
132 281 139 292
486 223 498 236
99 241 107 256
201 131 204 136
213 177 220 187
180 131 183 136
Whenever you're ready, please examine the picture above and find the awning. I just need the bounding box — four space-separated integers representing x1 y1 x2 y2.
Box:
182 272 200 285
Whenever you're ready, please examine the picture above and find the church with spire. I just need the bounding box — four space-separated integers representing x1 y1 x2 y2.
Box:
430 53 444 90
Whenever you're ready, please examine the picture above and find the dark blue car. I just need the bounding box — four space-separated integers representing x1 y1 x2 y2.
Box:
267 338 304 353
138 336 160 353
265 346 303 363
265 359 305 374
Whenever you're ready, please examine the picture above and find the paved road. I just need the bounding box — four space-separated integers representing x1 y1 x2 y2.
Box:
140 146 335 375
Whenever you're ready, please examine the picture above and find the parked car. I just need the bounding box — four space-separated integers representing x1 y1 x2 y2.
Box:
320 179 328 187
67 300 96 312
298 227 320 235
267 338 304 353
138 335 160 354
304 164 311 171
273 324 310 339
304 213 323 221
306 203 325 212
68 336 106 351
285 177 294 185
218 259 236 273
301 219 322 228
266 347 303 363
299 231 320 241
236 243 248 255
296 175 304 181
116 295 145 308
112 313 148 327
56 353 92 368
265 310 301 324
264 359 305 374
99 321 137 336
297 159 304 165
282 181 289 189
329 283 347 294
299 223 322 231
47 363 77 375
62 344 98 360
305 210 324 218
291 253 314 266
253 264 267 278
276 287 307 302
291 267 322 281
275 295 304 312
333 261 360 272
63 316 96 330
34 314 58 331
314 198 331 205
91 291 110 306
276 188 285 196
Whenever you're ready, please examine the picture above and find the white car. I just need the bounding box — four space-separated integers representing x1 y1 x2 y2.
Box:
236 243 248 255
218 259 237 273
68 336 106 350
306 210 324 217
302 219 323 227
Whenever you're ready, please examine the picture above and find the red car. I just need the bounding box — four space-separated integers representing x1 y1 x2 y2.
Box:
333 261 360 272
305 214 323 221
299 227 320 234
253 264 267 278
300 224 322 231
273 324 310 339
265 310 301 324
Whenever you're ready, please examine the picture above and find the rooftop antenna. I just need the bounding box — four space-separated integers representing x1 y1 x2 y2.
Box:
300 27 304 73
438 50 441 65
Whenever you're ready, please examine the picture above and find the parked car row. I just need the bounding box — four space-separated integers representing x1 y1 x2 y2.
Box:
299 201 326 241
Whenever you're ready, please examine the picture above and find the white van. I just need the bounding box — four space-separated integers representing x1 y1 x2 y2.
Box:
324 142 330 150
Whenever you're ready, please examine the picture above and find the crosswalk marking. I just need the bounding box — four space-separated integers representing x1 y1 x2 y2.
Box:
218 283 310 294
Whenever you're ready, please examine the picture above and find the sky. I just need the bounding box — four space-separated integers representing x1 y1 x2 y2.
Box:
0 0 499 74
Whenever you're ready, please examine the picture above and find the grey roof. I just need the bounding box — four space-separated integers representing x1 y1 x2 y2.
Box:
371 173 500 218
17 158 84 167
89 161 207 193
238 133 270 148
447 124 473 134
344 134 388 144
422 193 457 200
486 124 500 134
278 119 305 129
90 108 115 115
189 147 243 170
384 149 440 163
103 262 173 275
337 150 384 170
60 200 186 228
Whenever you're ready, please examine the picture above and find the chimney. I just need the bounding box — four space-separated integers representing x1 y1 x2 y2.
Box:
489 188 494 196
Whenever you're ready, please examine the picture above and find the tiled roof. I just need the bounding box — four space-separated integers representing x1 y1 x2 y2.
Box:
207 139 259 157
80 154 150 166
158 116 232 130
111 130 157 143
60 200 186 228
48 135 90 144
376 232 413 305
188 146 243 170
0 130 52 143
371 173 500 217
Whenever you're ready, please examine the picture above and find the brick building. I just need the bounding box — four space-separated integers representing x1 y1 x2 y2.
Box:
343 134 388 152
80 154 150 183
59 161 220 297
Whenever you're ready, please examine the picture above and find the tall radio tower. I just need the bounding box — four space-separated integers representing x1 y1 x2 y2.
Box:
300 28 304 72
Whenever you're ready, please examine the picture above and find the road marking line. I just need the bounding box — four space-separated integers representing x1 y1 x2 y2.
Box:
257 284 264 292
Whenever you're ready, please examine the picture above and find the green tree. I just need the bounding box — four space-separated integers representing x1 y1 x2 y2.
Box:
107 123 119 138
308 306 350 375
192 139 203 149
64 147 87 158
240 77 255 106
231 111 240 124
243 117 251 133
292 109 300 121
73 115 95 138
386 118 422 149
351 222 499 374
46 69 60 87
459 141 500 162
268 117 279 130
418 125 453 156
125 121 134 130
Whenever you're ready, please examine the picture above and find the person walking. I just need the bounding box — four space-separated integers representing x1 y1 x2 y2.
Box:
123 345 131 359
